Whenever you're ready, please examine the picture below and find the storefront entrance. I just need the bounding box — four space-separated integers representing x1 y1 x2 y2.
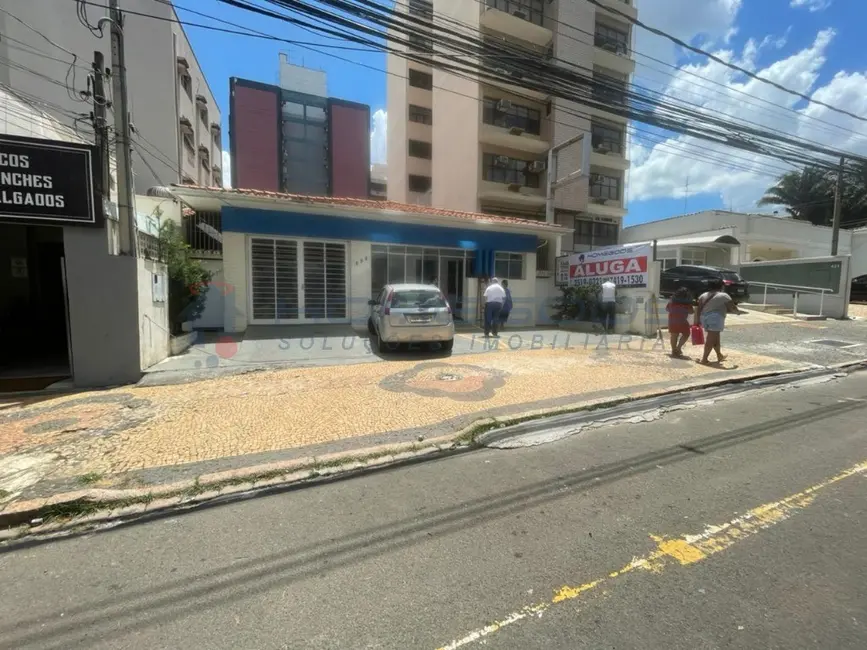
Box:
0 224 72 391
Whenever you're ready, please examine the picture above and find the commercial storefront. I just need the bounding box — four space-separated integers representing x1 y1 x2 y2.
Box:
170 187 570 333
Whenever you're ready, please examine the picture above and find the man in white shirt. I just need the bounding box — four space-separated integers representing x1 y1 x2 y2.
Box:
600 280 616 333
483 277 507 337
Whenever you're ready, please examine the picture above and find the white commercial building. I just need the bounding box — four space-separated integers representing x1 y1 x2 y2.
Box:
0 0 222 192
386 0 636 268
621 210 867 278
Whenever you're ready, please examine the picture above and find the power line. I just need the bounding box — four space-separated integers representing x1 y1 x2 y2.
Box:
583 0 867 123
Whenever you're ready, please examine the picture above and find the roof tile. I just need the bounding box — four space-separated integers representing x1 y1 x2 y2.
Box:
173 185 565 230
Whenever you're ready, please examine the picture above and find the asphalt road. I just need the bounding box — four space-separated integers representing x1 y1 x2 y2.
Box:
1 371 866 649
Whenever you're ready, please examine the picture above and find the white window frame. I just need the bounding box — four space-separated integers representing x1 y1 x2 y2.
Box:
494 252 525 280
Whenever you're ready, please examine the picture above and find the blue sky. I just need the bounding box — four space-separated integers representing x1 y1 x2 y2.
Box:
182 0 867 227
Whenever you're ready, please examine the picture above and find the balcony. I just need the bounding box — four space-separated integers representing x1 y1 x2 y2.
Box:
595 0 638 22
480 54 549 101
479 152 547 208
593 31 635 76
590 124 629 171
480 123 549 155
478 181 546 209
588 170 626 218
480 0 553 48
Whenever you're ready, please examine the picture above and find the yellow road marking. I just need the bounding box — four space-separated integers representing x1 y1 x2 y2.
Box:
435 459 867 649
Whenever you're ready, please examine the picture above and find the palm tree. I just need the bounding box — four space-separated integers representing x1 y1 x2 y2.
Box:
758 166 834 226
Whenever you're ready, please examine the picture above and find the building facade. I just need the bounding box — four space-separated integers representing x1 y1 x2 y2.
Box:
0 0 222 192
229 77 370 198
621 210 867 279
172 186 570 333
386 0 635 266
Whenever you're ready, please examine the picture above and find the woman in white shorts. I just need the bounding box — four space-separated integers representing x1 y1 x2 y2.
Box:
695 279 741 364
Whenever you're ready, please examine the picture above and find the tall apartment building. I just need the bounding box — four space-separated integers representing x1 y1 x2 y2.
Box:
386 0 636 259
0 0 222 192
229 74 371 198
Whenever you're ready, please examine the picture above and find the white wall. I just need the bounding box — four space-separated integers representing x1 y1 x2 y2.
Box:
350 240 372 329
850 229 867 278
535 277 560 325
138 258 170 368
278 53 327 95
192 259 226 330
222 232 248 332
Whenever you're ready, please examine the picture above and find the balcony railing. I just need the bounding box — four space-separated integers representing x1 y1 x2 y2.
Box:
183 210 223 256
485 0 544 27
594 33 629 56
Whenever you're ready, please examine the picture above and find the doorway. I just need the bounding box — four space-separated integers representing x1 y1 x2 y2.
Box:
0 224 71 391
441 257 465 321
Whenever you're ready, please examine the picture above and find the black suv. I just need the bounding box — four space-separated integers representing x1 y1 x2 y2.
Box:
660 265 750 304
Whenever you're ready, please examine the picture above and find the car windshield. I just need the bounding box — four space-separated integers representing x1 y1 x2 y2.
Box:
721 271 742 282
390 289 446 308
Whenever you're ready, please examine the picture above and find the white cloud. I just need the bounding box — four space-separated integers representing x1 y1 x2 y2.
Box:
370 109 387 165
221 150 232 188
790 0 832 12
629 27 867 212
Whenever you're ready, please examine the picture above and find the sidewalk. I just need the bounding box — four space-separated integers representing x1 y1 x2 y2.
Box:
1 341 803 515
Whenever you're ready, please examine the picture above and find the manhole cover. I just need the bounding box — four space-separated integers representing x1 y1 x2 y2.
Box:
811 339 859 348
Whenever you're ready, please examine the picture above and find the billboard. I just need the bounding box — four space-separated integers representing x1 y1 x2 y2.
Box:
0 134 100 226
566 244 652 288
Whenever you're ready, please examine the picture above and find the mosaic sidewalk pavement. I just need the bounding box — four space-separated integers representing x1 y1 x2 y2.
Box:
0 342 802 506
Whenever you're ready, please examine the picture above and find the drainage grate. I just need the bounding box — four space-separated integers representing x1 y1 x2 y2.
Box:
811 339 859 348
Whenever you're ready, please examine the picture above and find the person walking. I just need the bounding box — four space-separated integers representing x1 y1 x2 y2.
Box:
666 287 694 357
600 279 616 333
483 277 506 338
498 279 513 330
694 279 741 365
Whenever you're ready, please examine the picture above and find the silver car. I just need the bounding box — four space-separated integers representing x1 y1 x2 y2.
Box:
367 283 455 353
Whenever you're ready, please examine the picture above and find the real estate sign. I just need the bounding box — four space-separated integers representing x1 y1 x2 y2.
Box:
0 134 100 226
567 243 652 288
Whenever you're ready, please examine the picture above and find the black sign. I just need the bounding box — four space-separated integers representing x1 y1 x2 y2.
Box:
0 134 100 227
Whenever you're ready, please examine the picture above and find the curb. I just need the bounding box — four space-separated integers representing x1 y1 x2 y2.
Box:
2 360 865 540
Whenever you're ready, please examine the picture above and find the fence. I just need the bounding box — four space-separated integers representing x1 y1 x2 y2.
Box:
183 210 223 256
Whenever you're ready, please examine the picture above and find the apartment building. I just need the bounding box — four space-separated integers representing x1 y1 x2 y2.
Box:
386 0 636 265
229 75 370 198
0 0 221 192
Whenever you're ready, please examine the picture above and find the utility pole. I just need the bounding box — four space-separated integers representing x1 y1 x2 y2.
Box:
91 51 111 204
831 156 845 256
109 0 136 256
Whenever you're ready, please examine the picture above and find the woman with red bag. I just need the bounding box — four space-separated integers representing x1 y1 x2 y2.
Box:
666 287 694 358
694 279 742 365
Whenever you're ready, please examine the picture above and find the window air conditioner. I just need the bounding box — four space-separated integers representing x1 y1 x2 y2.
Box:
528 160 546 173
512 10 527 20
494 155 510 167
496 98 512 112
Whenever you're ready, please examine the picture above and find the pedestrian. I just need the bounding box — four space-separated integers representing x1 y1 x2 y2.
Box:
694 278 741 365
483 277 506 338
666 287 694 358
498 279 513 329
600 279 616 333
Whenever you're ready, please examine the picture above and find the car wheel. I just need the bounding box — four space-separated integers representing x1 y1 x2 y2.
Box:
377 332 392 354
367 318 376 336
440 339 454 352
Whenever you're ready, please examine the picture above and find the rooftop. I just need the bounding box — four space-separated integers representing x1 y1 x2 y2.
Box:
171 185 568 231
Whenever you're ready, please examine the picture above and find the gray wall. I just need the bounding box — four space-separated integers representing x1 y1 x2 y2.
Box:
63 227 142 387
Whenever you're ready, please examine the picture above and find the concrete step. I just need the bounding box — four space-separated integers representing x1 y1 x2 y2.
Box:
738 303 793 316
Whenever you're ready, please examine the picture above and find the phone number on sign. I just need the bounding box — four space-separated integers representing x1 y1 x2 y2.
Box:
572 274 647 287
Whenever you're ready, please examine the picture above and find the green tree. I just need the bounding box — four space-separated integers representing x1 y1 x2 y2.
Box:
158 220 212 334
757 166 834 226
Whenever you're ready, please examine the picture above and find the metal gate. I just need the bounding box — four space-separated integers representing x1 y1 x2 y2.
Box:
249 237 348 324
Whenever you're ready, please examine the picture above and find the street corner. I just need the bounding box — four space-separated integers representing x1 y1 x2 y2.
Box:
379 360 508 402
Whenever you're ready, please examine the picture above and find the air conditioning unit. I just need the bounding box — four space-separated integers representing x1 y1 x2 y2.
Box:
512 10 527 20
494 155 510 167
590 173 603 184
528 160 546 174
507 183 522 193
593 143 611 154
496 98 512 112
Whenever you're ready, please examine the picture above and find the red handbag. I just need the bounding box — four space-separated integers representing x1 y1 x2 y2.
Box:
690 324 705 346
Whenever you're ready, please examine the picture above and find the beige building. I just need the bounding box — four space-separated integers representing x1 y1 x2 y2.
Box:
387 0 635 265
0 0 222 192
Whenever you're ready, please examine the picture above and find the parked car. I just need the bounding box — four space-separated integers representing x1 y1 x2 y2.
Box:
851 274 867 301
660 265 750 304
368 283 455 353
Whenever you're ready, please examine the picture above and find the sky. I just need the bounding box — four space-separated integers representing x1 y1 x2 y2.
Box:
181 0 867 227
